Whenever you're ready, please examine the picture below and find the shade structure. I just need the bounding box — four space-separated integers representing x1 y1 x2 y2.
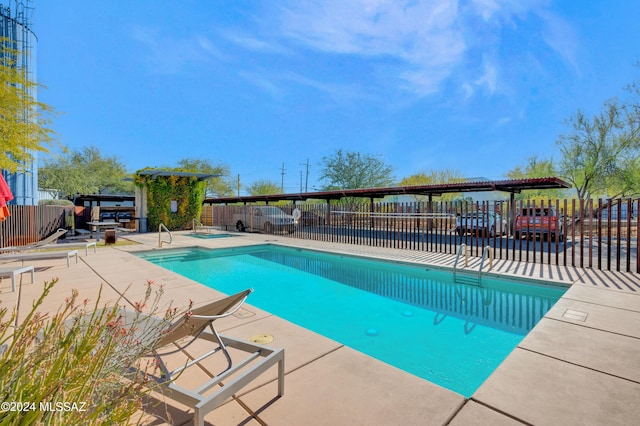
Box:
0 173 14 222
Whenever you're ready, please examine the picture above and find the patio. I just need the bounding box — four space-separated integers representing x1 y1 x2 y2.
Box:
1 230 639 425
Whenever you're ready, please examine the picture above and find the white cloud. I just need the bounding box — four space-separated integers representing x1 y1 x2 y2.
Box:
130 26 226 74
476 58 497 94
132 1 581 101
282 72 371 103
238 70 284 99
537 10 581 75
470 0 504 21
279 0 466 96
220 30 290 55
273 0 580 99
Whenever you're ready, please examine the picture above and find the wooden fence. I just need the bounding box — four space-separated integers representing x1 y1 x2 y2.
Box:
0 205 72 247
202 198 640 274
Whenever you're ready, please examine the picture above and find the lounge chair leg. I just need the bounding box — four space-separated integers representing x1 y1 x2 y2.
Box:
278 356 285 396
194 408 205 426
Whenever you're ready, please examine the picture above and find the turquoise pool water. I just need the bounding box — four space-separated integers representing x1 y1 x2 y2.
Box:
136 244 567 397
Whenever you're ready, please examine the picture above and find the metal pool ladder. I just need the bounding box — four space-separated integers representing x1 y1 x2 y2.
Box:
477 245 494 284
158 223 173 248
453 244 469 283
453 244 493 285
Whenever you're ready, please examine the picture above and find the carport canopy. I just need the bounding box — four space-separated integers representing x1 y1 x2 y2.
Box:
204 177 571 205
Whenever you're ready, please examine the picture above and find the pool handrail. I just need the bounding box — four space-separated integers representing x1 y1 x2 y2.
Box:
453 244 468 282
478 245 494 283
158 223 173 247
192 219 222 234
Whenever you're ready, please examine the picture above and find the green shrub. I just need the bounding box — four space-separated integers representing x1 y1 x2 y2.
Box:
135 171 207 232
0 279 177 425
38 199 74 206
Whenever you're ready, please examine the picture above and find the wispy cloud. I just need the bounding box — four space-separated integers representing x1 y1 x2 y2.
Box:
278 0 466 96
273 0 579 99
238 69 372 104
238 69 284 99
132 1 581 102
537 10 581 76
220 30 290 55
282 72 372 103
462 56 498 99
130 26 226 74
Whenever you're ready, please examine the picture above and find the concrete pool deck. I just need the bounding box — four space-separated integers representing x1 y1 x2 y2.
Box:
1 230 639 425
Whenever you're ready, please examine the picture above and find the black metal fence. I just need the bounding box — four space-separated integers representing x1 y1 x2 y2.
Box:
203 198 640 274
3 199 637 274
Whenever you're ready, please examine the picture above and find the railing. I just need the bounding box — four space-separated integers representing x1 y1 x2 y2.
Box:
204 197 640 274
3 197 638 274
478 246 494 283
158 223 172 248
453 244 468 282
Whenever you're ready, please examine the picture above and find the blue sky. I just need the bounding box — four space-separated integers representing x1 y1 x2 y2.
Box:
34 1 640 195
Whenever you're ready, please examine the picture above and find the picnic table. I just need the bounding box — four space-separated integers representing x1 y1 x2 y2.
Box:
86 221 121 242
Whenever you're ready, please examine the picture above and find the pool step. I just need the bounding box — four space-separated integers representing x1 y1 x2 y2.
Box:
138 250 209 263
454 274 480 286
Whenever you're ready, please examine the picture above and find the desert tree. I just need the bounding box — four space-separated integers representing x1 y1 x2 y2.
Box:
39 146 132 198
0 38 58 171
175 158 233 197
556 99 640 200
319 149 394 203
398 168 465 201
246 179 281 196
506 156 565 200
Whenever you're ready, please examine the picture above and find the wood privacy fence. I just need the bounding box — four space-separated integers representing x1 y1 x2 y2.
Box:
202 198 640 274
0 205 72 247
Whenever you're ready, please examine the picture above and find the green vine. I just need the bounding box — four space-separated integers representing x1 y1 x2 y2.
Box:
135 170 207 231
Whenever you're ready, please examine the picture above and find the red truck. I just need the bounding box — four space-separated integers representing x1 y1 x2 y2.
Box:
514 207 564 241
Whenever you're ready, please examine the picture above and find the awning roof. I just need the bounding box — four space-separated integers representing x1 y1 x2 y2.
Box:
204 177 571 204
137 170 221 180
73 194 135 205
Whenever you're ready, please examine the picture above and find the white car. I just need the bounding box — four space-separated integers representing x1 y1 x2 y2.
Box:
456 212 506 237
233 206 297 234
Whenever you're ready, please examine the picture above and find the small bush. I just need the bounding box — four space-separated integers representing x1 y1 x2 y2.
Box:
0 279 178 425
38 199 74 206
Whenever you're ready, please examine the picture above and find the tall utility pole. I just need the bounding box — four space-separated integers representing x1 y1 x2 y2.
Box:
280 163 285 193
237 174 240 196
301 159 310 192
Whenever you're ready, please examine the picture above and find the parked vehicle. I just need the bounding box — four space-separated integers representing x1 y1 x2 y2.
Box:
515 207 564 241
596 201 636 221
233 206 297 234
299 211 326 226
456 212 506 237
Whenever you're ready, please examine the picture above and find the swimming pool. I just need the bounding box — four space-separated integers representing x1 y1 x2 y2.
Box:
136 244 567 397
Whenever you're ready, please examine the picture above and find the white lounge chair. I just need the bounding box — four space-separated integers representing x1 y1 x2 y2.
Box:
0 265 35 292
0 250 78 267
121 288 285 425
0 228 68 253
37 241 97 256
